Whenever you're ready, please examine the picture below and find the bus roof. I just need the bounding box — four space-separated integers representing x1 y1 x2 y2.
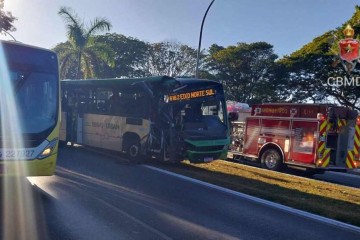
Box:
1 40 58 73
61 76 174 86
61 76 222 90
1 40 57 54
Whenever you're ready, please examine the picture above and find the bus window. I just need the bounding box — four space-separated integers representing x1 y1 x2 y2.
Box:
87 88 112 114
109 90 123 115
77 90 90 113
202 100 225 124
184 104 202 122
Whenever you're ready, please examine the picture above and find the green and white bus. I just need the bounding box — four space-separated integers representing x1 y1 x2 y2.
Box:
60 76 230 163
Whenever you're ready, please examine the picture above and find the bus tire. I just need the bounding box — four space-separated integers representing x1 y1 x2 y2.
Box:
127 141 142 164
260 148 283 171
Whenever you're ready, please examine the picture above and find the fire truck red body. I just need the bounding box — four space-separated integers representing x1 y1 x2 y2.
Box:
228 103 360 173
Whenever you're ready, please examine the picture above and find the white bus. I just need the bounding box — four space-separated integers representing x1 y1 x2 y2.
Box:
60 76 230 163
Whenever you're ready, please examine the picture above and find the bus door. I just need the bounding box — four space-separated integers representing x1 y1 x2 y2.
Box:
76 105 84 145
60 92 68 142
66 89 85 144
62 91 78 144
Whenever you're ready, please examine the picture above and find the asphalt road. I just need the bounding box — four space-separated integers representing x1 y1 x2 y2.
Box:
312 171 360 188
25 146 360 240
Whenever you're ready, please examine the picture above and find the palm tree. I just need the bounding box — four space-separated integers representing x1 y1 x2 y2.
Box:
56 6 114 79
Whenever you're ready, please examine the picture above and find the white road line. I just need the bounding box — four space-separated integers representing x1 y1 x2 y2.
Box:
143 165 360 234
94 197 173 240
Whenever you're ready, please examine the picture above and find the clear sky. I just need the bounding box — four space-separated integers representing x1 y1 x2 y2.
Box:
3 0 360 58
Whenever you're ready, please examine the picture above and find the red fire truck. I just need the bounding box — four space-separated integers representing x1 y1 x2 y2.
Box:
228 103 360 173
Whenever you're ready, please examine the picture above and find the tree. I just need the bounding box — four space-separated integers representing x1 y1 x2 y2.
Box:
280 5 360 110
206 42 288 105
94 33 149 78
0 0 17 35
141 41 198 77
55 6 114 79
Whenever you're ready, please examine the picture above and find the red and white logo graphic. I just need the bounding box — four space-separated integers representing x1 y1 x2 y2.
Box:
339 38 359 62
333 24 360 74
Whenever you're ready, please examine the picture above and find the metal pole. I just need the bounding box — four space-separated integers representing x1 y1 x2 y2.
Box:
195 0 215 79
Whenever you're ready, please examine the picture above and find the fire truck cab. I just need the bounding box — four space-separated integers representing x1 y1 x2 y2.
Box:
228 103 360 173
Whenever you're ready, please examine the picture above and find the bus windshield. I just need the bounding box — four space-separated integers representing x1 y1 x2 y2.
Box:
171 98 227 140
0 70 58 134
7 70 58 135
0 41 59 138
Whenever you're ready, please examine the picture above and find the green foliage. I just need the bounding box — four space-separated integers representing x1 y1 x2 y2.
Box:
0 0 17 34
55 29 200 79
55 6 114 79
206 42 288 105
142 41 198 77
279 5 360 109
94 33 149 78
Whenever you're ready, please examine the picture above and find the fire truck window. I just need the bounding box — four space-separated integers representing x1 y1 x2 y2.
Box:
293 128 314 154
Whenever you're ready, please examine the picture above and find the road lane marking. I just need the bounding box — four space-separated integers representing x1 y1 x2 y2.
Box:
31 166 173 240
94 196 173 240
143 165 360 234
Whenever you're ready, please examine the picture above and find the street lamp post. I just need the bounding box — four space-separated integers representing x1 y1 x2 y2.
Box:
195 0 215 79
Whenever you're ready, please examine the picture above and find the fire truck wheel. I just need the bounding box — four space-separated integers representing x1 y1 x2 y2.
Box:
260 148 283 171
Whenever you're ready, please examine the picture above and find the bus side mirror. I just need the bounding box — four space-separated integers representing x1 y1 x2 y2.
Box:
228 112 238 122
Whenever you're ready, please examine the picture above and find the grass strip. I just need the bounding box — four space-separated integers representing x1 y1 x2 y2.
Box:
149 160 360 227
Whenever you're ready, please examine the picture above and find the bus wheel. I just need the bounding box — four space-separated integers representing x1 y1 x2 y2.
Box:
127 141 141 164
260 148 283 171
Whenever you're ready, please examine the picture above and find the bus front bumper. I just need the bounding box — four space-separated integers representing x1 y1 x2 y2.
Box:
0 154 57 176
187 149 228 163
185 137 230 163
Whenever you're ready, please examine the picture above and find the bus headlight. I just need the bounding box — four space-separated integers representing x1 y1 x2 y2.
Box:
37 139 58 159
